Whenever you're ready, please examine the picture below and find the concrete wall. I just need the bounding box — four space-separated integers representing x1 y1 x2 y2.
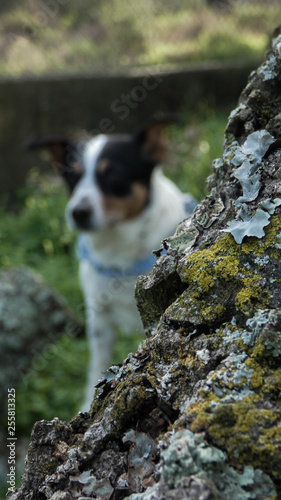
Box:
0 61 258 195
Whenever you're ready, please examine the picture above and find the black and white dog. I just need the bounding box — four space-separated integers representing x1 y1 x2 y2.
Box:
28 120 196 411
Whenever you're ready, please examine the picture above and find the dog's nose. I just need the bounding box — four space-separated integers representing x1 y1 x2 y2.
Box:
72 202 92 225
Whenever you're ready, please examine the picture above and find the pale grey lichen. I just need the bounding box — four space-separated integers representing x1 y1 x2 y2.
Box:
70 470 113 498
272 33 281 49
221 130 280 243
195 198 225 229
259 198 281 214
228 103 247 120
211 352 253 392
164 223 199 254
201 310 281 405
275 232 281 249
231 130 274 206
123 429 154 468
223 207 271 244
254 254 270 266
236 129 273 160
127 430 276 500
196 348 210 365
258 53 278 81
247 309 281 358
212 157 224 170
233 160 261 204
245 309 270 336
221 326 255 348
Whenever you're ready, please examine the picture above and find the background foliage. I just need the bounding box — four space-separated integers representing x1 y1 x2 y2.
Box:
0 106 227 437
0 0 279 75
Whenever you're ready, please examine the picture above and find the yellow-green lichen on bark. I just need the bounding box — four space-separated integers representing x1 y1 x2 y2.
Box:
136 214 281 332
234 274 270 314
173 227 279 327
189 394 281 483
178 315 281 485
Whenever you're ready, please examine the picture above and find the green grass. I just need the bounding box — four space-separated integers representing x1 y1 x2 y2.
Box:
0 172 82 314
0 106 228 446
166 106 227 200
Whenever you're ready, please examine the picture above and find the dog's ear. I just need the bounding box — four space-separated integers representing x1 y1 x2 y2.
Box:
26 136 74 171
135 114 179 164
26 136 82 192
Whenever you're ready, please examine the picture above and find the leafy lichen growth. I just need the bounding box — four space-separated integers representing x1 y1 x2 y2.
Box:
128 430 277 500
240 215 281 256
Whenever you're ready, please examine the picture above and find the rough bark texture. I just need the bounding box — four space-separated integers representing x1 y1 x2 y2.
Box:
8 29 281 500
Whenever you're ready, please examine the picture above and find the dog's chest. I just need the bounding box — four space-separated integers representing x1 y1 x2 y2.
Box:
79 259 143 332
77 169 193 333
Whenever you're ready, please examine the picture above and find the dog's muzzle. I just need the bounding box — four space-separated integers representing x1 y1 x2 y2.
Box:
71 200 93 229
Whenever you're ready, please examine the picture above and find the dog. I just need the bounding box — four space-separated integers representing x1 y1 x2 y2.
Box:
28 119 196 411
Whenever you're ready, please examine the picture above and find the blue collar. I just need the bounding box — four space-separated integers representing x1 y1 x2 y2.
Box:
76 234 158 278
76 194 197 278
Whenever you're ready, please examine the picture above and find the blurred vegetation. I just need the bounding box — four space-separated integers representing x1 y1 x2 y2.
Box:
0 105 227 437
0 0 278 75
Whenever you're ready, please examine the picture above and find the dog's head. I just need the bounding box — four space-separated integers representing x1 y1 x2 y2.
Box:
27 118 174 231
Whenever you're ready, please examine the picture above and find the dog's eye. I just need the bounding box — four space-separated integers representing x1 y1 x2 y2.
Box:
61 163 83 193
96 165 131 197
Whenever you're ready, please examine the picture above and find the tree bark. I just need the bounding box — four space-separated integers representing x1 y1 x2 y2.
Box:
8 27 281 500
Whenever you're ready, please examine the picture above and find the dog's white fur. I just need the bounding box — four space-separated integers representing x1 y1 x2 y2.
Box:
66 136 189 411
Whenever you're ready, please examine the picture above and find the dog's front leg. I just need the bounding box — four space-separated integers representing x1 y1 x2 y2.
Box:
82 312 115 412
79 260 116 412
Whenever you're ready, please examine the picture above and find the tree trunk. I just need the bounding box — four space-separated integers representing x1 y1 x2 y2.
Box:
8 27 281 500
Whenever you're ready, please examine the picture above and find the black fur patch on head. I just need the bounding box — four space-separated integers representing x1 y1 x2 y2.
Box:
26 115 174 196
94 135 156 197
